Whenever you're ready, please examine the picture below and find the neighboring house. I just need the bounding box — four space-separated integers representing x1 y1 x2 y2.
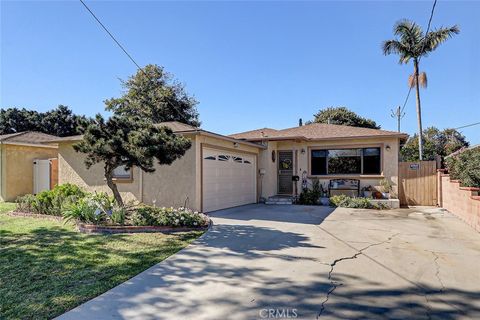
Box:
0 132 58 201
52 121 407 212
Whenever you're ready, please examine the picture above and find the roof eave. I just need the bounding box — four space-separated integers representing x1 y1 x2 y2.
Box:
238 133 409 143
51 130 266 149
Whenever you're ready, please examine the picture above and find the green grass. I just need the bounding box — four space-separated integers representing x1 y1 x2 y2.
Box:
0 203 204 320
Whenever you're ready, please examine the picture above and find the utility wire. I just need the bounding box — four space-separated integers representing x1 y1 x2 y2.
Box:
78 0 192 124
400 0 438 115
452 121 480 130
79 0 143 71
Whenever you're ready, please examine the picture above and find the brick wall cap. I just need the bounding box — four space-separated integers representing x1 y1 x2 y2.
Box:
460 187 480 191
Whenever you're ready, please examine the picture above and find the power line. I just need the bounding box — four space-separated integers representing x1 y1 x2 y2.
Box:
399 0 438 115
453 121 480 130
79 0 143 71
78 0 192 124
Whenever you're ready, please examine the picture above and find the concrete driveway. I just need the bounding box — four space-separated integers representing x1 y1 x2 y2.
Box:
58 205 480 320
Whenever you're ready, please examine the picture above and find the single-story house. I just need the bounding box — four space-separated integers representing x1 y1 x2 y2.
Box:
52 121 407 212
0 131 58 201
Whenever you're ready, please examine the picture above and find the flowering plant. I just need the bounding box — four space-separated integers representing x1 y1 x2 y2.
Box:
131 206 208 227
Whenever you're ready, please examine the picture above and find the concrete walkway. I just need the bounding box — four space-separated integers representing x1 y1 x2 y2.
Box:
58 205 480 320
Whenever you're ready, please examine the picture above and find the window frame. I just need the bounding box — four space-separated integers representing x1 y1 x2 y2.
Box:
112 165 133 182
308 144 384 177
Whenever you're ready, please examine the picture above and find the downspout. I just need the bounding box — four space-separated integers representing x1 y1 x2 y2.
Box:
0 143 3 200
138 168 143 203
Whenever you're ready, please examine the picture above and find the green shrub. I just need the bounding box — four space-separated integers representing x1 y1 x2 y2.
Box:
15 183 86 216
329 195 387 209
131 206 209 227
110 207 127 225
63 197 106 225
15 194 38 213
298 180 322 205
62 192 125 225
446 148 480 188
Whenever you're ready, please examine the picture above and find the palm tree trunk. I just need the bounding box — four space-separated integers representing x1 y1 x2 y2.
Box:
413 58 424 161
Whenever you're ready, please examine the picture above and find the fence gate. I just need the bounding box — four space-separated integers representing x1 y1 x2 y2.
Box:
398 161 437 206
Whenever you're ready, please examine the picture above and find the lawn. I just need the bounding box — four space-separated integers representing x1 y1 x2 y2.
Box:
0 203 204 320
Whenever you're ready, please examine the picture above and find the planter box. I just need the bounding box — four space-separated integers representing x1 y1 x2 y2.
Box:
370 199 400 209
77 223 209 234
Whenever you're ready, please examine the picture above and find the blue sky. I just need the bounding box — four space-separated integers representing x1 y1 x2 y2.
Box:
1 1 479 143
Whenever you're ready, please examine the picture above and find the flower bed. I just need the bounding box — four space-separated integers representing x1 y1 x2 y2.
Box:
330 195 389 209
14 184 209 233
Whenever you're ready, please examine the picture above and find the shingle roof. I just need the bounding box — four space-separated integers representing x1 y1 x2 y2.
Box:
229 123 408 141
0 131 59 145
44 121 199 143
228 128 279 140
156 121 198 132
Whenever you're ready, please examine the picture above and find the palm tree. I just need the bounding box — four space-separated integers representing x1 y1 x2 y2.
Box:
382 20 459 160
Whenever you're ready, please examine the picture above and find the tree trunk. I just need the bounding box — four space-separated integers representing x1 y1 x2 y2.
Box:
414 58 424 161
105 167 124 207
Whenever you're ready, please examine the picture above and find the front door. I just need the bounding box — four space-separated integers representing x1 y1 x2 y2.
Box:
278 150 293 194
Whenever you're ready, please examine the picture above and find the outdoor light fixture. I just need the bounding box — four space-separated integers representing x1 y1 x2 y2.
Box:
386 145 391 151
233 142 239 148
301 148 306 154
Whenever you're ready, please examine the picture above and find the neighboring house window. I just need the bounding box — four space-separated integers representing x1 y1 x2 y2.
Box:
311 148 381 175
113 165 132 179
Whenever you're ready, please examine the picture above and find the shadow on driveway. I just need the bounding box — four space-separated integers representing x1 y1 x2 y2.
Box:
58 204 480 320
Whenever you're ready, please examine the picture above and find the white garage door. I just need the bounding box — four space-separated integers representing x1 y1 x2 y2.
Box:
202 148 257 212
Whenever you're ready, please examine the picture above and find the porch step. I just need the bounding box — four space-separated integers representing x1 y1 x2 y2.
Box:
265 196 293 205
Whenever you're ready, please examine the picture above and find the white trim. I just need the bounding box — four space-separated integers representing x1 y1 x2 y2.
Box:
0 141 58 149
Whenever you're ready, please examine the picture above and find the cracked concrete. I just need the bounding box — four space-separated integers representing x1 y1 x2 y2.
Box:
318 232 401 318
58 205 480 320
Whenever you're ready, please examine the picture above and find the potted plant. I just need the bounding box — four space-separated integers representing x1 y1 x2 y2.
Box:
361 185 374 198
380 179 393 199
317 182 328 205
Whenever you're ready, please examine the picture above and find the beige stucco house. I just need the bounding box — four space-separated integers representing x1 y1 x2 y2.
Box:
53 121 407 212
0 132 58 201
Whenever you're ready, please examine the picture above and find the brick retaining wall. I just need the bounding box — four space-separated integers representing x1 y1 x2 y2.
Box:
439 172 480 232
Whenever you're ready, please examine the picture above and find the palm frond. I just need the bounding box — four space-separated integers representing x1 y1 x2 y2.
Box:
394 19 423 48
382 40 412 64
418 72 428 88
408 74 415 88
422 25 460 52
382 40 402 55
408 72 428 89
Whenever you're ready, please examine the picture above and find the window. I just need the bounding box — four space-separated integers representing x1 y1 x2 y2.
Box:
204 156 216 160
311 148 381 175
363 148 381 174
113 165 132 179
311 150 327 175
218 155 230 161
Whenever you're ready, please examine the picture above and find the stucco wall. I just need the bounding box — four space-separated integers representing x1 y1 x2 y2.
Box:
0 144 58 201
58 139 198 209
58 134 262 212
257 140 278 199
440 174 480 232
257 137 401 198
